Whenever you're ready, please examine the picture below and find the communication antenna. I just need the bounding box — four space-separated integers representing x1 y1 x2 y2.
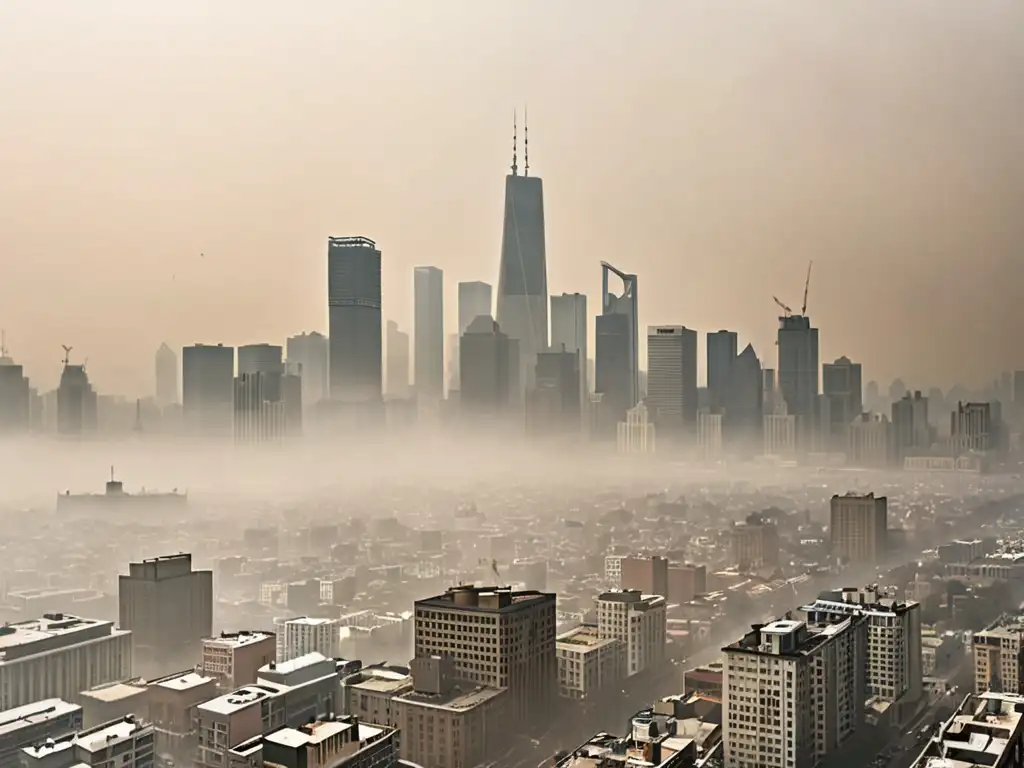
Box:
0 330 7 358
524 105 529 177
61 345 73 367
511 110 518 177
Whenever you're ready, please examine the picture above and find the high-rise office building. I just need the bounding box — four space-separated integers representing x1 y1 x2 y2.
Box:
496 122 548 391
182 344 234 438
118 554 213 679
459 316 518 419
595 262 638 429
56 361 97 436
777 314 819 442
327 236 382 403
645 326 698 432
385 321 410 399
414 266 444 400
0 351 30 433
414 585 557 724
286 332 329 411
550 292 588 397
234 372 287 444
822 355 862 451
891 390 930 464
829 492 888 564
707 330 738 411
238 344 284 400
951 401 998 453
155 343 178 407
723 615 867 768
526 349 581 437
724 343 764 451
458 281 493 334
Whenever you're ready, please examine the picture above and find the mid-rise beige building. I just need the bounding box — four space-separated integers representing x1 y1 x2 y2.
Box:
556 625 621 701
973 615 1024 696
0 613 131 711
413 585 556 724
393 656 506 768
723 615 867 768
731 513 780 570
595 591 666 678
202 631 276 690
829 492 888 564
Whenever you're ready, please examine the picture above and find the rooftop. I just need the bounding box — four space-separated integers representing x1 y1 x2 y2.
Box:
911 691 1024 767
199 684 283 716
81 682 147 703
398 683 506 713
557 625 619 652
0 614 123 662
416 585 554 614
204 631 274 649
152 671 214 691
0 699 81 739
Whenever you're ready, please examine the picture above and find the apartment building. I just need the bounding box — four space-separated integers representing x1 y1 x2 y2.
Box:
195 653 340 768
723 615 867 768
393 656 507 768
203 631 276 690
829 492 888 564
802 585 922 721
413 585 557 724
21 715 154 768
731 513 780 569
274 618 340 663
595 590 667 678
620 556 669 599
556 625 622 701
973 615 1024 696
0 614 132 710
0 699 82 768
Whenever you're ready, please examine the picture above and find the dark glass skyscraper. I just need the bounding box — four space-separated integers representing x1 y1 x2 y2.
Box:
707 330 738 411
777 314 819 425
595 262 638 427
496 124 547 390
328 236 382 403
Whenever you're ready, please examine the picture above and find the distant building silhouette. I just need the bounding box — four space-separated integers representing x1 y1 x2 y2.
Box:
182 343 234 438
286 331 328 412
57 361 97 436
414 266 444 401
496 121 547 391
386 320 410 399
777 313 819 449
645 325 698 435
327 236 382 403
459 315 518 421
234 372 286 444
526 348 581 438
0 348 30 433
595 262 638 434
155 342 178 407
453 281 493 392
822 356 863 452
706 330 738 413
725 343 764 453
550 292 588 401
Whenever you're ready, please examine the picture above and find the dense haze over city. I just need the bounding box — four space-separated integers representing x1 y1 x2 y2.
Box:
2 1 1024 393
3 4 1024 768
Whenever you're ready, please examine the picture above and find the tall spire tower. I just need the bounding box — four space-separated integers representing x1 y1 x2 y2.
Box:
496 106 548 392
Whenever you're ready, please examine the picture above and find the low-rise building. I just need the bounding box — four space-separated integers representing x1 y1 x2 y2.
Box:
556 625 621 701
341 665 413 727
973 614 1024 695
21 715 154 768
261 717 398 768
203 631 276 690
0 614 132 710
0 699 82 768
909 690 1024 767
393 657 507 768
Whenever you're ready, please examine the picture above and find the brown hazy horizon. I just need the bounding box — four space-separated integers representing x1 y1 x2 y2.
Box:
1 1 1022 396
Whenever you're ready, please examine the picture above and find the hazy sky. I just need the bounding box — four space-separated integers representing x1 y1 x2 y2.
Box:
1 1 1022 396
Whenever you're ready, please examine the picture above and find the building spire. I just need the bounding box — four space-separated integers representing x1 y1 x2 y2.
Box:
511 109 518 176
524 105 529 177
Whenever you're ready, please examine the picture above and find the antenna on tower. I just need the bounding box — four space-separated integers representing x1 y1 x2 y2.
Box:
61 345 73 368
511 110 518 176
524 105 529 177
0 330 7 358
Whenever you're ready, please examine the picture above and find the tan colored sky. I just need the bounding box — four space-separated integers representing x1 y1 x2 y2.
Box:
1 1 1022 397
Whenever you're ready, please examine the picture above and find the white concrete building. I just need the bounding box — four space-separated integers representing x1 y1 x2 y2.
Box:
802 586 922 719
556 625 621 701
274 617 340 663
22 715 154 768
617 401 656 454
595 590 666 678
723 615 867 768
0 614 131 711
603 555 625 589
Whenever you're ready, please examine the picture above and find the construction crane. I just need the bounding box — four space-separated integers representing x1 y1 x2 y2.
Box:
491 558 503 587
801 260 813 315
773 296 793 318
61 345 73 367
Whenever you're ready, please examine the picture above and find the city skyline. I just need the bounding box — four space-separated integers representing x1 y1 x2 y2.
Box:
2 2 1023 394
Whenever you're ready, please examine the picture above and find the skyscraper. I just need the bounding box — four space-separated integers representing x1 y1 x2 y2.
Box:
891 390 930 463
238 343 284 401
56 360 97 436
777 313 819 442
458 281 493 334
386 320 410 399
0 349 30 434
595 262 638 428
706 330 738 411
286 331 329 411
414 266 444 400
550 292 588 397
822 355 863 451
646 326 698 432
725 343 764 451
182 343 234 438
155 343 178 407
327 236 382 403
496 118 547 390
234 372 286 444
459 315 518 420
